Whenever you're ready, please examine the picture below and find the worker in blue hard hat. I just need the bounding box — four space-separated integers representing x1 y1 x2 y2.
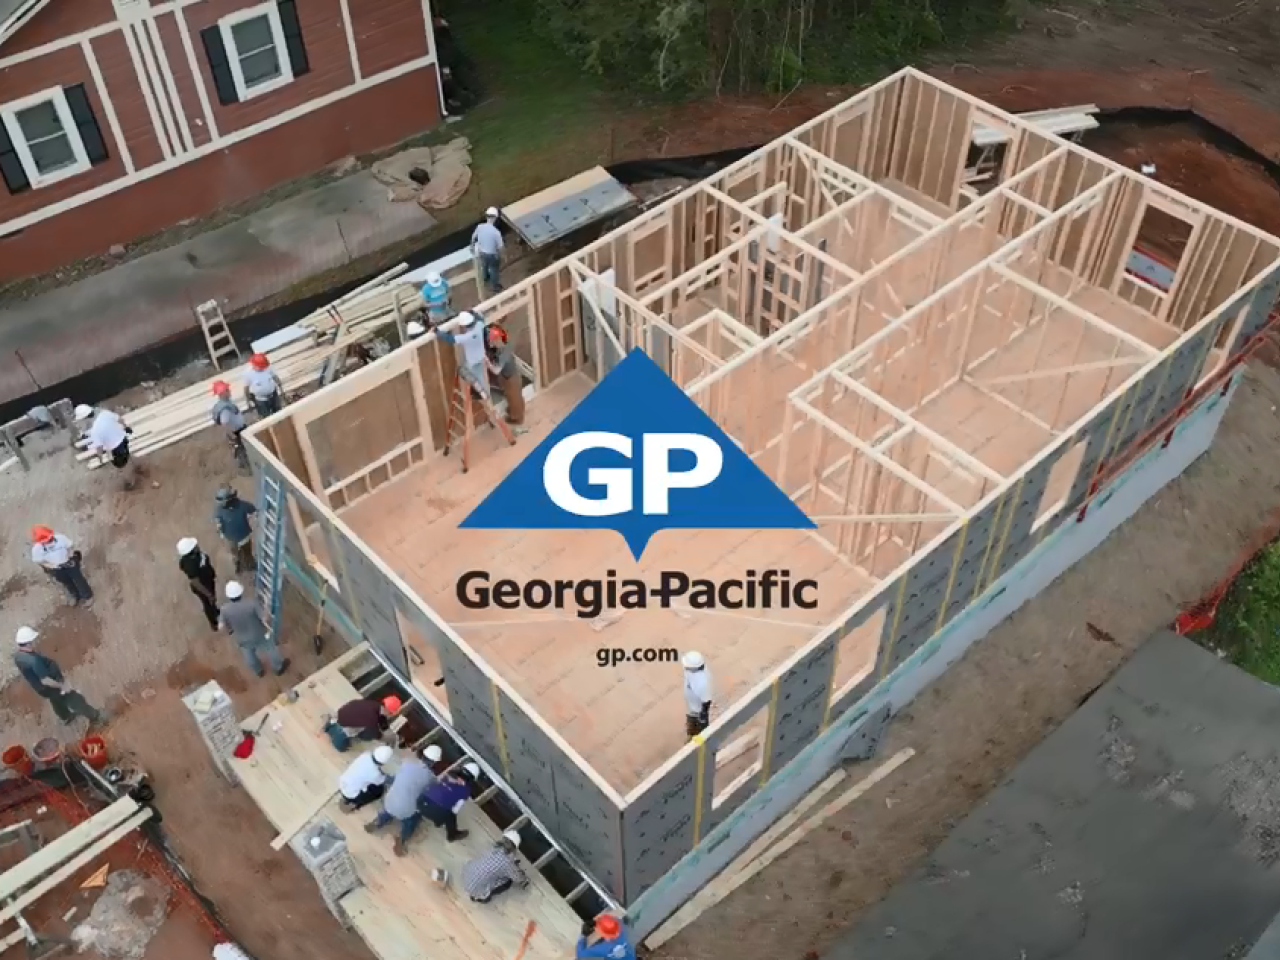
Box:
576 915 635 960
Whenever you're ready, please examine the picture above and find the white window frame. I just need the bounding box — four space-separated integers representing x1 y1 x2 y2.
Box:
0 87 91 189
218 2 294 102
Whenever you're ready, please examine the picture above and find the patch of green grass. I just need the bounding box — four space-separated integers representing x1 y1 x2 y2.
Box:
1197 540 1280 685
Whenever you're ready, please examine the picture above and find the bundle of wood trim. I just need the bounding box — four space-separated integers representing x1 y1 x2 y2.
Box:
77 265 427 468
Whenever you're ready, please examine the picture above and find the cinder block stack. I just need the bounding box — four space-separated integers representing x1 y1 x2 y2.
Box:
293 818 362 926
182 681 241 785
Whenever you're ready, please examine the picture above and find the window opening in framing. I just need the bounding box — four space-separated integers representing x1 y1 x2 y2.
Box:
1032 438 1087 530
712 700 770 809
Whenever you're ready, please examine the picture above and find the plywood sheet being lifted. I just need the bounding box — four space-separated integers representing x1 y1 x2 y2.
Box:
503 167 637 249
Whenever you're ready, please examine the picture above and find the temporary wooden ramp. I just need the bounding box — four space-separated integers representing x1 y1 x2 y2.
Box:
231 650 579 960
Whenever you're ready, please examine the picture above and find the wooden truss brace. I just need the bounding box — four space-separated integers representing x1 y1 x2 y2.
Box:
790 397 966 514
829 370 1006 483
701 185 864 285
970 355 1146 388
989 263 1160 358
638 213 774 310
783 137 944 229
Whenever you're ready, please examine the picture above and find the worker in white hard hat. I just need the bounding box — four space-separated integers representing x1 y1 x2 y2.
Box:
74 403 141 489
471 206 505 294
417 761 480 842
405 320 427 340
437 311 497 426
365 743 445 856
339 744 393 812
462 827 529 904
219 580 289 679
419 271 452 324
13 626 105 727
177 537 219 630
682 651 713 738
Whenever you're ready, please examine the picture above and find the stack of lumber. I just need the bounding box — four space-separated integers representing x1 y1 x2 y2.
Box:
77 265 425 468
972 104 1100 149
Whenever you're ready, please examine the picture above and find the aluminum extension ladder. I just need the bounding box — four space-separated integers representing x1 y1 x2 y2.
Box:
442 372 514 473
255 473 286 641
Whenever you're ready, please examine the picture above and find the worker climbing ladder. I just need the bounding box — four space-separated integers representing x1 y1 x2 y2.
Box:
196 300 241 370
255 473 286 641
442 372 515 473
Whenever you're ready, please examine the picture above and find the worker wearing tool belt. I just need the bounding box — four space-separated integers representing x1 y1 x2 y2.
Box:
484 322 526 429
419 271 452 324
211 381 248 469
243 353 285 417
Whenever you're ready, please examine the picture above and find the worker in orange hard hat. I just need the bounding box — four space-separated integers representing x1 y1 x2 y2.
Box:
30 526 93 607
334 695 402 743
576 915 635 960
243 352 286 418
484 321 526 431
211 380 249 470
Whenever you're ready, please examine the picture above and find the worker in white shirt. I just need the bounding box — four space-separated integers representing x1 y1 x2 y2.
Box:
74 403 140 489
243 353 285 418
471 207 505 294
30 526 92 607
683 651 713 738
436 312 494 422
339 744 393 812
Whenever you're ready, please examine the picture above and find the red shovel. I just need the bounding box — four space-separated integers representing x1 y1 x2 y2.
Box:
232 713 271 759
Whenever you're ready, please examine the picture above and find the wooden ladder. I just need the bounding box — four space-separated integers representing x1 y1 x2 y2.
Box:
196 300 241 370
442 373 515 473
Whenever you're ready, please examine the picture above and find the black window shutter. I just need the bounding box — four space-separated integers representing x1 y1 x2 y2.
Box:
63 84 109 166
0 120 29 194
200 25 239 105
277 0 309 77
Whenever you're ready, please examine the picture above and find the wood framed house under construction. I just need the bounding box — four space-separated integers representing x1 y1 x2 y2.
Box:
232 67 1280 956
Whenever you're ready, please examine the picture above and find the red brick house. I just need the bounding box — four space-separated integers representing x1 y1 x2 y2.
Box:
0 0 444 280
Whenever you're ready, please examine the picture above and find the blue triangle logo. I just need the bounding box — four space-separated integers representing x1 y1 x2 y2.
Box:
461 349 815 559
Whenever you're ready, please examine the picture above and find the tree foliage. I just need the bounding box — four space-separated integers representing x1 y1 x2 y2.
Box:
528 0 1014 96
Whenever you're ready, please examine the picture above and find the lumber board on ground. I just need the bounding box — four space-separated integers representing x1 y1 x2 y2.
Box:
0 796 139 901
0 809 151 925
644 748 915 950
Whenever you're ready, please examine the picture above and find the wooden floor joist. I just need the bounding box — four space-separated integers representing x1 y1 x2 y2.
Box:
0 796 139 901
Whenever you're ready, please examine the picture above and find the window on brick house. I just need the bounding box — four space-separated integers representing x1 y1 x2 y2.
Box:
220 4 292 100
0 85 109 193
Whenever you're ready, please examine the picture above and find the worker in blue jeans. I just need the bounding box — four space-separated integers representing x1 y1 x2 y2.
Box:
219 580 288 678
365 744 443 857
576 915 636 960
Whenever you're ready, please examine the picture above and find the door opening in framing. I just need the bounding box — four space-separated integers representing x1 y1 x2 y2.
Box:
396 608 450 722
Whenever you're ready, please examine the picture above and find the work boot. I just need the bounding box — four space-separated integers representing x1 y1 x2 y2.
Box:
446 830 469 843
274 659 291 677
364 820 386 835
393 837 409 857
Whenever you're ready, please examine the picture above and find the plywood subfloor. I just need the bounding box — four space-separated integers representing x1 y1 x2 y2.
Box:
232 648 580 960
343 374 876 794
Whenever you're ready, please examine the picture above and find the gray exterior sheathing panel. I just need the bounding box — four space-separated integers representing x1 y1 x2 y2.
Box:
437 642 504 772
621 750 701 902
493 690 626 899
509 180 636 248
1067 397 1123 506
767 636 837 776
331 532 408 674
1233 267 1280 352
1140 318 1226 434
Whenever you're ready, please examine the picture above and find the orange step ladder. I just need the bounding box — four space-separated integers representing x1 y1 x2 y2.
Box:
442 372 515 473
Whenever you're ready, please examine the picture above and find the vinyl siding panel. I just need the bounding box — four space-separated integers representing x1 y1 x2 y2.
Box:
89 29 166 169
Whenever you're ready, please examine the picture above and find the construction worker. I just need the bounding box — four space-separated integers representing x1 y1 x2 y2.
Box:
405 320 427 341
683 651 713 738
30 526 92 607
484 322 526 430
419 272 452 324
14 626 104 727
338 745 392 812
462 830 529 904
437 310 492 396
214 486 257 574
365 744 444 856
210 381 248 469
74 403 140 489
416 762 478 842
576 916 637 960
219 580 288 678
471 207 504 294
243 353 285 418
336 695 401 741
177 537 219 630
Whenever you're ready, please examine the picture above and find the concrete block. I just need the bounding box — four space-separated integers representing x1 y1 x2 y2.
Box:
293 817 360 927
182 681 240 785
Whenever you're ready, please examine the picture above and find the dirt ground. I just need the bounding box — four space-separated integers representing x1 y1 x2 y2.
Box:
0 795 217 960
1 2 1280 959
